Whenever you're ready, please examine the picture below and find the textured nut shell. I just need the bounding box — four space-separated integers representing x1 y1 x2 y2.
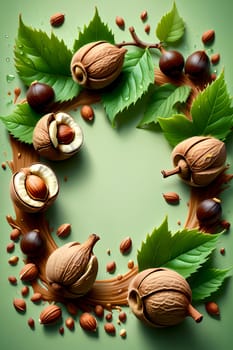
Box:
46 235 99 297
10 163 59 213
172 136 226 171
71 41 126 89
128 268 193 327
33 112 83 161
79 312 97 332
172 136 226 186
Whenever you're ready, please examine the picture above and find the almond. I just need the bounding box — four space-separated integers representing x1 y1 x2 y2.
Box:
163 191 180 204
30 292 42 303
19 263 39 281
50 13 65 27
56 223 71 238
119 237 132 254
211 53 220 65
80 105 94 122
106 261 116 273
115 16 125 28
39 304 62 325
202 29 215 44
13 298 26 312
8 255 19 265
79 312 97 332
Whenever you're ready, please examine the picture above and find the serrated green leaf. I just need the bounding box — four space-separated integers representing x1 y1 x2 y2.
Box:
189 267 232 302
191 71 233 139
102 49 154 126
137 217 220 278
0 103 40 144
156 2 185 43
158 114 195 146
139 84 191 127
158 71 233 146
73 8 115 51
15 16 80 101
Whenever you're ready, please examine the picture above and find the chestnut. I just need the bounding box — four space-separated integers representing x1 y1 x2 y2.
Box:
159 49 184 77
184 50 210 79
196 198 222 227
20 230 44 257
26 82 55 112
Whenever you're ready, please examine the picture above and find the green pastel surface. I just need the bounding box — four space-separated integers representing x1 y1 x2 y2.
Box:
0 0 233 349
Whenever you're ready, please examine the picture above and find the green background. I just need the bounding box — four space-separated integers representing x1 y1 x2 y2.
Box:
0 0 233 349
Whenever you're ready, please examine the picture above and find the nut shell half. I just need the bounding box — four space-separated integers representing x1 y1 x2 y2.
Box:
10 163 59 213
33 112 83 161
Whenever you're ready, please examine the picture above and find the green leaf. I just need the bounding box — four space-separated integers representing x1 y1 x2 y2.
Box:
156 2 185 43
73 8 115 51
137 217 220 278
158 71 233 146
102 49 154 126
15 16 80 101
0 103 40 143
139 84 191 127
158 114 195 146
190 267 232 302
191 71 233 139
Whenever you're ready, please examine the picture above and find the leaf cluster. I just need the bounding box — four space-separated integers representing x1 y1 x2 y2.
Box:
137 217 231 302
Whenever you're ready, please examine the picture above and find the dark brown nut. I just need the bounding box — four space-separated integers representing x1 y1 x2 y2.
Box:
104 322 116 334
39 304 62 325
79 312 97 332
71 41 127 90
202 29 215 44
26 82 55 112
19 263 39 281
80 105 94 121
50 13 65 27
105 312 112 321
56 223 71 238
59 326 64 335
13 298 26 313
119 237 132 254
163 192 180 204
